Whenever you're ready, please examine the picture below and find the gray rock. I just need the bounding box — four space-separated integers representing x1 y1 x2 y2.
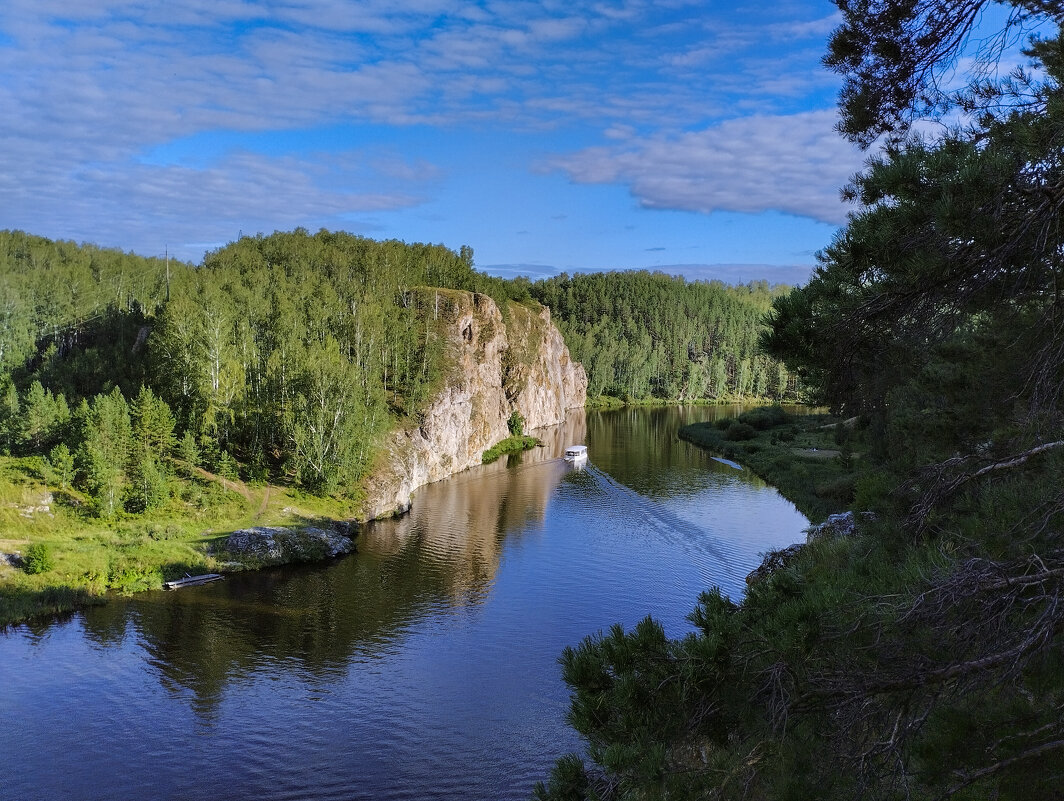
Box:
746 543 805 587
14 492 53 518
224 525 355 565
746 511 877 588
359 289 586 521
805 511 876 543
1 552 23 569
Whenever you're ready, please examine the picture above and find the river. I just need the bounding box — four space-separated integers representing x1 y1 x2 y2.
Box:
0 406 808 801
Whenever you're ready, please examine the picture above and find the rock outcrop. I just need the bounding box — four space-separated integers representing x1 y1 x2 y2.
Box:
805 510 877 542
745 511 877 587
360 289 587 520
223 525 355 565
745 543 805 587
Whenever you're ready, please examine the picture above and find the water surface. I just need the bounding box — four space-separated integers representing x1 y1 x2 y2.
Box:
1 406 808 801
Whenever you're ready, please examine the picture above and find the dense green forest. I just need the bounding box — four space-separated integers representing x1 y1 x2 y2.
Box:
0 229 508 511
0 228 789 524
537 2 1064 799
530 272 796 402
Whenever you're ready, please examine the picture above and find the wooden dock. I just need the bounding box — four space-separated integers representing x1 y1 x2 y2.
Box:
163 573 224 590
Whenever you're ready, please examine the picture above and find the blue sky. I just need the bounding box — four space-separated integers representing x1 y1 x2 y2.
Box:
0 0 869 285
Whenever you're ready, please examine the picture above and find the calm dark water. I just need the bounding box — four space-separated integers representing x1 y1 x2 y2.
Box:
0 407 808 801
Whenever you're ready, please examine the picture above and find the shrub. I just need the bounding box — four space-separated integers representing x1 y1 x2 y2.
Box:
23 543 55 574
507 410 525 437
725 422 757 441
738 404 789 430
107 557 162 592
854 470 896 512
813 474 857 503
483 435 539 463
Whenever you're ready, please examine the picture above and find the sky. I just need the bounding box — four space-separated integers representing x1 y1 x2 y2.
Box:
0 0 870 286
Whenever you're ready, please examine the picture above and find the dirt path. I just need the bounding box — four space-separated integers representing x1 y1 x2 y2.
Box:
255 486 271 519
189 464 251 501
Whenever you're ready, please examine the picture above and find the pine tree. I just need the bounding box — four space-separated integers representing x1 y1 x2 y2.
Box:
0 375 18 454
130 385 176 459
19 381 68 453
77 388 132 518
47 443 75 489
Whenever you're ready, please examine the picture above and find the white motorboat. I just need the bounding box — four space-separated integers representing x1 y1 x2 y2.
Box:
563 444 588 463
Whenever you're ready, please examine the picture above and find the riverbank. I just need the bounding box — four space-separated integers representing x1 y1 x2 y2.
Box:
678 405 867 522
2 404 831 628
585 394 788 410
481 435 542 463
0 455 362 627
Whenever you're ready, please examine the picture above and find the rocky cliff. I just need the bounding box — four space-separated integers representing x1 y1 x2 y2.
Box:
359 289 587 519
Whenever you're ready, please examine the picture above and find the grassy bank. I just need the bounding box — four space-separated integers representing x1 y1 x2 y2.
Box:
481 435 541 463
0 455 359 627
585 394 781 410
678 405 869 522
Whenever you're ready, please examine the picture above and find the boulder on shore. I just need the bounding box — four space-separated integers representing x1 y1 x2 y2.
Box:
745 544 805 587
223 525 355 566
746 511 877 587
805 510 876 543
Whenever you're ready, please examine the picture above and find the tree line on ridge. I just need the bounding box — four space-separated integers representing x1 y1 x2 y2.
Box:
0 228 794 518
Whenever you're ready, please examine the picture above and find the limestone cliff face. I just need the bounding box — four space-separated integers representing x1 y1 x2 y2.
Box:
359 290 587 520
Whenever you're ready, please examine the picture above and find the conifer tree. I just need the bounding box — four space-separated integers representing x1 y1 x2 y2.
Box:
19 381 68 453
130 385 176 458
77 388 132 518
0 376 18 454
47 443 75 490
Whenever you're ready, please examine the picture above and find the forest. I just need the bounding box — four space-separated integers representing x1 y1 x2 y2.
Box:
0 230 486 510
536 2 1064 799
0 228 790 523
530 272 795 402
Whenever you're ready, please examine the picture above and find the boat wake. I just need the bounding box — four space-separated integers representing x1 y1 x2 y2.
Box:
576 465 733 567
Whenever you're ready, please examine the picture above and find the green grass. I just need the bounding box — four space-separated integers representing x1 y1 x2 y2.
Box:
679 408 867 522
585 395 629 409
0 455 362 627
481 435 541 463
585 394 781 409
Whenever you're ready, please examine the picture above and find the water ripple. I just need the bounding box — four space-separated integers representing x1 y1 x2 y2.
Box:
0 408 808 801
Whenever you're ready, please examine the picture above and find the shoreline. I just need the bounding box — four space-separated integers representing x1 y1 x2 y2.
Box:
2 402 816 629
0 457 366 628
678 406 861 522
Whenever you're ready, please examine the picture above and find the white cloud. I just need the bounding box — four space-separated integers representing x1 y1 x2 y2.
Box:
547 111 866 224
0 0 840 142
0 0 849 260
0 148 430 260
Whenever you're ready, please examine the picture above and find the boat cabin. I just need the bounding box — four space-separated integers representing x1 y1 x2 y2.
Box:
564 445 588 462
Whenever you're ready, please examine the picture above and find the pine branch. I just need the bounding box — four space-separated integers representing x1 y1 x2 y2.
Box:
937 737 1064 799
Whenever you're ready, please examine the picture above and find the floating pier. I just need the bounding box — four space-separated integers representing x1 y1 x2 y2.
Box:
163 573 224 590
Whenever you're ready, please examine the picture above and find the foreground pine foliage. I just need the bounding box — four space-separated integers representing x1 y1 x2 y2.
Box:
538 4 1064 798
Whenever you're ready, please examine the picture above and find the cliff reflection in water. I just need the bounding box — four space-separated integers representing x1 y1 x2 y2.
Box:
3 407 810 801
78 411 586 714
364 410 586 603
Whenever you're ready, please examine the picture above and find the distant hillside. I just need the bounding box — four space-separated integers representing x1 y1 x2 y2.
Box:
0 229 526 499
0 229 797 513
529 271 798 403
